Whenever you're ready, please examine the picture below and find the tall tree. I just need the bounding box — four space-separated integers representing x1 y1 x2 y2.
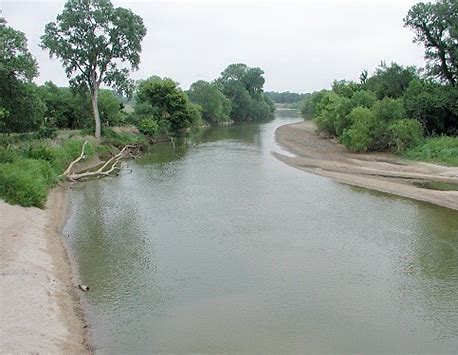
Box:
0 18 44 133
41 0 146 137
404 0 458 86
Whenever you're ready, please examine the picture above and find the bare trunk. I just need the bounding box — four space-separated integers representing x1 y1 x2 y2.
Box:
91 87 101 138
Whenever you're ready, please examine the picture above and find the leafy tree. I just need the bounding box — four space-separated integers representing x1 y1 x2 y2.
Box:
363 62 418 99
403 78 458 135
39 82 91 129
0 18 38 80
41 0 147 138
187 80 231 124
135 77 201 136
404 0 458 86
0 19 44 133
216 63 274 122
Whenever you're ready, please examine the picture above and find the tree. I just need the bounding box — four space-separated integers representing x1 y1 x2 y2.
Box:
404 0 458 86
41 0 147 138
135 76 201 136
187 80 231 124
363 62 418 99
0 18 38 81
215 63 274 122
0 19 44 133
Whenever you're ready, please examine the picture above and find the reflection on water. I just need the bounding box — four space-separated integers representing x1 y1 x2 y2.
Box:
65 110 458 353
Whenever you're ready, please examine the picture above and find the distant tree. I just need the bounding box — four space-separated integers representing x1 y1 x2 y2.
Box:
187 80 231 124
216 63 274 122
41 0 147 138
264 91 309 104
135 77 201 136
404 0 458 86
0 19 44 132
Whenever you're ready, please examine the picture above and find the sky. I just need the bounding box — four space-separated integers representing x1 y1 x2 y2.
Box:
2 0 425 93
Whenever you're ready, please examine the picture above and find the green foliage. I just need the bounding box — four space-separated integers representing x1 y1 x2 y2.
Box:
265 91 309 104
403 79 458 135
0 19 38 81
0 81 45 133
98 89 124 126
404 0 458 86
300 90 328 119
0 159 55 207
341 107 378 152
0 138 98 207
363 62 418 99
372 97 406 124
388 119 423 152
137 117 159 136
403 136 458 166
216 63 274 122
187 80 231 124
40 0 147 137
134 76 201 136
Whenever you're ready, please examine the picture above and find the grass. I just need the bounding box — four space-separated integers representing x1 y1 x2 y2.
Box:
402 136 458 166
0 127 148 207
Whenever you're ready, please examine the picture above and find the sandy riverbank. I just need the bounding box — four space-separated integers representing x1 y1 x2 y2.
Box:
0 186 88 353
275 121 458 211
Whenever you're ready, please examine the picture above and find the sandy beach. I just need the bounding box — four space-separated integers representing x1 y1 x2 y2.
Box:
275 121 458 211
0 187 88 353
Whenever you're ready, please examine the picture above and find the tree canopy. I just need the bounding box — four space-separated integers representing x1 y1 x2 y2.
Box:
187 80 231 124
41 0 147 137
404 0 458 86
215 63 274 122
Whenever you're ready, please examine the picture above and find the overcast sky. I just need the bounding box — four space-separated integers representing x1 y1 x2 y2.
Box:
2 0 425 93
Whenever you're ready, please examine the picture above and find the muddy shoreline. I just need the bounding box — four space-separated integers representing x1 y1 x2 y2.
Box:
275 121 458 211
0 186 90 353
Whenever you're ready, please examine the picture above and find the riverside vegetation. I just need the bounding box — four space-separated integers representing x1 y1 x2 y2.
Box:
0 1 274 207
298 0 458 166
1 0 457 207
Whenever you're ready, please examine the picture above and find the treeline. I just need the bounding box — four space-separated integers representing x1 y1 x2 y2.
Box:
300 0 458 166
265 91 309 104
1 11 274 207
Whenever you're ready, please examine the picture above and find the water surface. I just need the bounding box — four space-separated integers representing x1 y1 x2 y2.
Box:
65 109 458 353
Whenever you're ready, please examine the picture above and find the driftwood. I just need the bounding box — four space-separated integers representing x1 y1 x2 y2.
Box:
62 141 139 182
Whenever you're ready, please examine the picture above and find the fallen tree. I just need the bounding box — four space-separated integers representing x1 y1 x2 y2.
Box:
62 141 140 182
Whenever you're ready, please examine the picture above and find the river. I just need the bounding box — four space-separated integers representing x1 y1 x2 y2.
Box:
64 109 458 353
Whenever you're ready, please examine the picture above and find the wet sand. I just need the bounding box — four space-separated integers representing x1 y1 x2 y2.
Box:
0 187 88 353
275 121 458 211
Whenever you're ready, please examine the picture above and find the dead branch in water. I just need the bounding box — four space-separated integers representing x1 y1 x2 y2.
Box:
62 142 140 182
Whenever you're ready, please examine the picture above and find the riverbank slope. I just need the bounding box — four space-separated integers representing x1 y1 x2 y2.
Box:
0 187 88 353
275 121 458 211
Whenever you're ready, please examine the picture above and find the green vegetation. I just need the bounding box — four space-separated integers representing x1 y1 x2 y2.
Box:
215 63 275 122
0 137 94 207
300 0 457 165
187 81 231 124
403 137 458 166
40 0 147 137
265 91 310 104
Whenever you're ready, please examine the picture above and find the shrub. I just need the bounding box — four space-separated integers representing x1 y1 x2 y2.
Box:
137 117 159 136
341 107 377 152
388 119 423 152
0 159 56 207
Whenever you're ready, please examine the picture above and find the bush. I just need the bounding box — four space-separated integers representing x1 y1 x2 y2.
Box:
0 159 56 207
388 119 423 152
137 117 159 136
341 107 378 152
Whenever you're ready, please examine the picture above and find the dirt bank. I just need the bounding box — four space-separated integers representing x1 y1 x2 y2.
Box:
275 121 458 211
0 186 88 353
